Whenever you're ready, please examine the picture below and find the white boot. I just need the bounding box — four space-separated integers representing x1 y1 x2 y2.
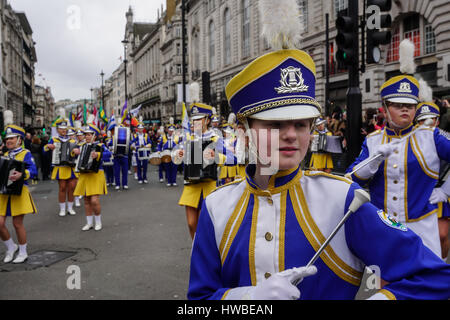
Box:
74 197 81 207
59 203 66 217
82 216 94 231
3 243 18 263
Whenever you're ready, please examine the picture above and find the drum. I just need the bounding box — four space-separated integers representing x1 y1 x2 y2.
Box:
113 127 130 156
161 150 172 163
149 153 161 166
137 147 151 161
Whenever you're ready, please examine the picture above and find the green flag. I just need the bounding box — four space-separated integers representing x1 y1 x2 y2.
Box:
83 103 87 125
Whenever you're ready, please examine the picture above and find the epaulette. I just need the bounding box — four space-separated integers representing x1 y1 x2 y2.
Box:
367 129 382 138
304 170 353 185
209 177 245 195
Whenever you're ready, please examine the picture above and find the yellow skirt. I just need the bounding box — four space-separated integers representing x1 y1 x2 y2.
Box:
51 166 76 180
178 180 217 209
74 170 108 197
309 153 334 170
236 165 246 179
0 186 37 217
219 165 237 180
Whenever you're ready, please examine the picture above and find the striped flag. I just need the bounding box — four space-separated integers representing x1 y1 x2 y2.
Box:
98 104 109 124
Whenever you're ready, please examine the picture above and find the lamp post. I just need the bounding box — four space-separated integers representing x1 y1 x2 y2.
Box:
100 70 105 108
121 39 129 105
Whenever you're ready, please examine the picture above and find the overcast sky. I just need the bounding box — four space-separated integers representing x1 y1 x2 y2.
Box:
9 0 165 102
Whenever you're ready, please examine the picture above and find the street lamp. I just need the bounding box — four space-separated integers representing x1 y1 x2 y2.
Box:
100 70 105 108
121 39 129 104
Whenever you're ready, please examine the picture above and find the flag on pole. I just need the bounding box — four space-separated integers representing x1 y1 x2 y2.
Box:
92 104 99 126
129 104 142 118
69 112 75 127
120 100 128 124
181 102 190 140
98 104 109 124
83 102 88 125
107 114 116 131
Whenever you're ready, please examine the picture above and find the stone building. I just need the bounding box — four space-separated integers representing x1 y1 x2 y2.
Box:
0 0 37 130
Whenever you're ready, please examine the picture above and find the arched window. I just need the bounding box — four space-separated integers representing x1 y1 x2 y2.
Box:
223 8 231 66
192 29 200 71
209 20 216 71
242 0 250 58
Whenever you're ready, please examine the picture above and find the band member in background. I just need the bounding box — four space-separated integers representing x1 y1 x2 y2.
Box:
157 126 166 183
218 118 238 185
103 130 115 186
0 115 38 264
73 124 111 231
414 101 450 259
346 75 450 259
44 119 80 217
158 119 179 187
309 117 333 173
132 123 152 184
109 124 130 190
178 103 219 239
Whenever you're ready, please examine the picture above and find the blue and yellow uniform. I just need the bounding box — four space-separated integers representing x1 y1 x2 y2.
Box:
73 125 111 197
347 77 450 258
132 127 152 183
189 165 450 300
158 130 179 186
189 47 450 300
309 129 333 170
0 126 37 217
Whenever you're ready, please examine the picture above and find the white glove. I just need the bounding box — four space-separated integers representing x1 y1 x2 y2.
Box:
251 266 317 300
429 187 448 204
352 141 401 180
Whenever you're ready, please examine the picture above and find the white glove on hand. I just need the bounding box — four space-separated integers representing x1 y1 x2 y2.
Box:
251 266 317 300
429 187 448 204
352 141 401 180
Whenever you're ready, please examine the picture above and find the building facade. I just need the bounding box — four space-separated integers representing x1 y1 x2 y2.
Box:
0 0 37 131
105 0 450 127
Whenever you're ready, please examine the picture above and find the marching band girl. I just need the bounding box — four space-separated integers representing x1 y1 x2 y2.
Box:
44 119 79 216
73 124 111 231
0 112 37 263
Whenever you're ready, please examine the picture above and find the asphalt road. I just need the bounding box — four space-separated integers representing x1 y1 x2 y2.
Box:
0 167 191 300
0 167 448 300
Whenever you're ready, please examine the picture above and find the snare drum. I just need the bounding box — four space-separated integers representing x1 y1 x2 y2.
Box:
161 150 172 163
137 147 151 161
113 127 130 156
149 152 162 166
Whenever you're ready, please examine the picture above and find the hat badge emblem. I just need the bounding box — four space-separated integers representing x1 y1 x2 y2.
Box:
398 82 412 93
6 128 12 134
420 106 430 113
192 106 199 114
275 66 309 94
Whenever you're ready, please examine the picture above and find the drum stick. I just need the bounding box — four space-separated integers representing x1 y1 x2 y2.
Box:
292 189 371 286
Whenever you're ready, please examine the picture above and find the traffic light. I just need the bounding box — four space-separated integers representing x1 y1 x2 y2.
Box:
366 0 392 64
336 14 358 66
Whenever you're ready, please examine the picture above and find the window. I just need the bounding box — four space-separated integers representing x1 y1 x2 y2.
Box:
334 0 348 18
297 0 308 33
224 8 231 66
242 0 250 58
424 24 436 54
386 27 400 62
403 14 420 57
209 21 216 71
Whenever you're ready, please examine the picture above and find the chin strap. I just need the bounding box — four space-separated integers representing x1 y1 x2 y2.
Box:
383 100 404 130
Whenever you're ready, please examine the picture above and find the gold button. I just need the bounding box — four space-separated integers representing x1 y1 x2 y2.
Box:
393 212 398 217
393 196 397 201
394 150 399 154
267 197 273 205
265 232 273 241
264 272 272 279
393 164 398 168
394 180 398 184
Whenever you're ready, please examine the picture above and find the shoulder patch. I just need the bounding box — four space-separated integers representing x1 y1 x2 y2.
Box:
377 210 407 232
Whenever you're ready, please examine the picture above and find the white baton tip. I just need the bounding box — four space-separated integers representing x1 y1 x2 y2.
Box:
349 189 371 213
